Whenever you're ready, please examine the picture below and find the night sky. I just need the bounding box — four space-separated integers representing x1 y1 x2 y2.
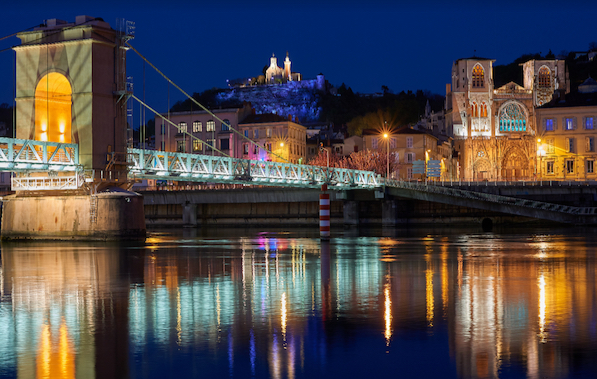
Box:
1 0 596 118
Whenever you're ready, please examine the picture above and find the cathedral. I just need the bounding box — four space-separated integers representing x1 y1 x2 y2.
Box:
446 57 569 180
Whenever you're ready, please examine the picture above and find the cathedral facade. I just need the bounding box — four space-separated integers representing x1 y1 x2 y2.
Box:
446 57 568 180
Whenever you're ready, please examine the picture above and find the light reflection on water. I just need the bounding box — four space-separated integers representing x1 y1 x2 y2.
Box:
0 228 597 378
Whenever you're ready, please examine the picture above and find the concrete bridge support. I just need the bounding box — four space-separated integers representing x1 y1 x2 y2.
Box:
343 201 359 226
182 202 198 227
382 200 398 226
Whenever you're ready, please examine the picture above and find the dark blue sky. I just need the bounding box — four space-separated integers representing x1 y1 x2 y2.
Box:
1 0 596 117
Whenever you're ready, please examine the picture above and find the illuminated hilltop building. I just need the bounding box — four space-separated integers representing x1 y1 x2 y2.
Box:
265 52 301 84
445 57 569 180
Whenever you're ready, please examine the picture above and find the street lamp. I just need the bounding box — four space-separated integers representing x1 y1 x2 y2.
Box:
383 133 389 180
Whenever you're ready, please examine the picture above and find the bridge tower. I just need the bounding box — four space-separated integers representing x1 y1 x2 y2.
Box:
14 15 130 179
1 16 145 241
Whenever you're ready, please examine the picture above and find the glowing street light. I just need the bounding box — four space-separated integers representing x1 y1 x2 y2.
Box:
383 133 389 180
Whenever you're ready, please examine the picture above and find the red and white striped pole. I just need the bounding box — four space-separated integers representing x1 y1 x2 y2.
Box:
320 183 330 240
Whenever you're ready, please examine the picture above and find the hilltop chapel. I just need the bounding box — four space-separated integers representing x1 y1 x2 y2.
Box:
446 57 569 180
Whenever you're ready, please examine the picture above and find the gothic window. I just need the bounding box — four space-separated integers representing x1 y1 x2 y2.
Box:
481 103 487 118
538 66 551 88
471 103 478 117
498 102 527 132
472 64 484 88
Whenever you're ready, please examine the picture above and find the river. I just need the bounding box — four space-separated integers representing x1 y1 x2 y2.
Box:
0 225 596 378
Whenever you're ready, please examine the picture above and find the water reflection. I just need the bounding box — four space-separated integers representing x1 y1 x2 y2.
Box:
0 230 596 378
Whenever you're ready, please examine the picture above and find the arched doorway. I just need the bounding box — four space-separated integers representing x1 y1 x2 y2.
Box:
502 148 530 180
473 158 492 180
34 72 72 143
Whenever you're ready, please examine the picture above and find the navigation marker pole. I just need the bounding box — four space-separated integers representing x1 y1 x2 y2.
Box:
320 184 330 240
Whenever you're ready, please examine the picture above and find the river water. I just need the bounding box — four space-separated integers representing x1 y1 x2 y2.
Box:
0 226 596 379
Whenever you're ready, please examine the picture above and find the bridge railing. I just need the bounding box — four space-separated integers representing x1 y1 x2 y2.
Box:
127 149 380 189
386 178 597 216
0 137 78 171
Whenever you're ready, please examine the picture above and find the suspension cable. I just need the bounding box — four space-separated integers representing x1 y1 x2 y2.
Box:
125 41 289 163
131 94 228 157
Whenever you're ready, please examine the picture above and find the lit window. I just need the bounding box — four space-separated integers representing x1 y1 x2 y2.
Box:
499 102 527 132
472 64 484 88
588 160 595 174
243 143 249 154
267 128 272 137
179 122 187 133
193 140 202 152
406 137 413 148
545 119 554 131
193 121 202 133
565 118 574 130
566 160 574 174
221 119 230 131
538 66 550 88
546 161 554 174
586 117 594 130
206 120 215 132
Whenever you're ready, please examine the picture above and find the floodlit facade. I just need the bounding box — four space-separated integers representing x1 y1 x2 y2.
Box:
239 114 307 163
535 78 597 180
154 103 253 157
446 57 569 180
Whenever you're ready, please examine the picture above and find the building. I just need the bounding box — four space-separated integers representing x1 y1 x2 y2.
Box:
238 113 307 163
362 127 455 180
154 103 253 157
265 52 301 84
445 57 569 180
535 78 597 180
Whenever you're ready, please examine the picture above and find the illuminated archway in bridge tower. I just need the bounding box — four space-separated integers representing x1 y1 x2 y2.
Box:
34 72 72 143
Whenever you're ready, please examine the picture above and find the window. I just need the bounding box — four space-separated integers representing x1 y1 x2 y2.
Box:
254 129 259 139
206 138 214 151
309 147 315 155
335 146 343 154
481 103 487 118
471 102 478 117
221 119 230 131
179 122 187 133
407 152 415 163
538 66 551 88
406 137 413 148
193 140 202 152
587 137 594 152
393 152 399 163
253 145 259 154
546 161 554 174
206 120 215 132
266 143 272 151
372 138 378 149
267 128 272 137
407 167 413 179
566 160 574 174
566 137 575 153
390 138 396 149
244 130 249 137
587 160 594 174
499 102 527 132
176 140 185 152
565 118 574 130
193 121 202 133
243 143 249 154
586 117 594 130
545 119 554 131
220 138 229 150
547 138 555 154
472 64 484 88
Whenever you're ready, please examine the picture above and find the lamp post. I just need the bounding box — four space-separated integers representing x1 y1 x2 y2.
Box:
383 133 389 180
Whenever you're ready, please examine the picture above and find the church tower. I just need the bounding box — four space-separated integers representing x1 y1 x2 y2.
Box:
284 52 292 81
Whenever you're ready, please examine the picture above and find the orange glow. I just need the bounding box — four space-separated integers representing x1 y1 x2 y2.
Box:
35 72 72 143
36 321 75 379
